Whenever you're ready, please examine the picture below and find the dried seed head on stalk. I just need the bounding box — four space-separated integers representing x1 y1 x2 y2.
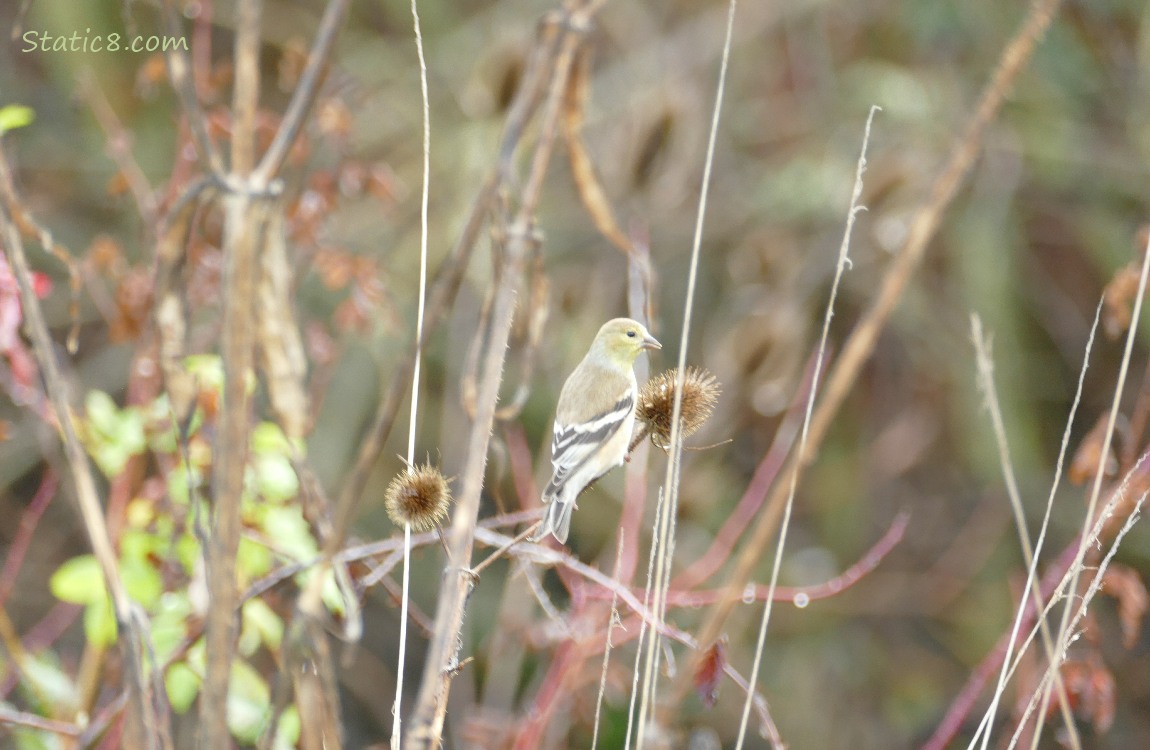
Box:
385 463 452 531
637 367 721 449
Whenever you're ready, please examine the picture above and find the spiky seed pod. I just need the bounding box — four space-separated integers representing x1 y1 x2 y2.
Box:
636 367 721 449
385 463 452 531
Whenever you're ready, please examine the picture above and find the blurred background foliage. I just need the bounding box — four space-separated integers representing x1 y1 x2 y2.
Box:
1 0 1150 747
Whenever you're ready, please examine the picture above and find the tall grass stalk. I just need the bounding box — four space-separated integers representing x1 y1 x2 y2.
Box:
392 0 432 746
625 496 663 750
969 312 1089 750
591 537 625 750
1034 230 1150 748
634 0 737 745
1012 496 1146 748
734 103 878 750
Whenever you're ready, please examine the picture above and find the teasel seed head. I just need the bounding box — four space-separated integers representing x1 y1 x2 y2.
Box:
636 366 721 449
385 463 452 531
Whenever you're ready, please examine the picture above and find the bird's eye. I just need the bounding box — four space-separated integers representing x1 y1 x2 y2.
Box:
627 330 636 338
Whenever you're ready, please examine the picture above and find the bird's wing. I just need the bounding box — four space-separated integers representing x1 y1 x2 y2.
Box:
545 390 634 495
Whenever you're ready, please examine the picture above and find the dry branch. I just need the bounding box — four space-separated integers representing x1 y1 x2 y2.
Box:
404 227 530 745
159 0 224 175
254 0 352 183
404 4 606 745
198 0 268 743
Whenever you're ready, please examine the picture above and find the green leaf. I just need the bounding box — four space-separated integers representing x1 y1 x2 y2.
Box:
10 721 63 750
49 556 106 604
227 659 270 743
83 594 117 647
186 639 206 671
83 391 146 476
182 354 255 398
0 105 35 135
12 731 59 749
183 355 223 394
85 390 119 433
321 566 346 617
165 662 200 713
175 533 201 575
119 528 159 561
264 506 318 562
120 556 163 609
236 622 259 658
237 536 273 580
147 392 206 449
151 593 193 663
167 464 202 506
253 453 298 502
272 706 301 750
175 532 200 575
144 394 179 453
92 444 131 478
119 409 147 454
19 654 78 714
251 422 290 455
241 598 284 653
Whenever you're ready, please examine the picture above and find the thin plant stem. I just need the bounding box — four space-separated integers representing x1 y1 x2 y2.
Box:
406 0 432 469
393 524 413 750
253 0 352 183
392 0 432 745
625 496 662 750
968 314 1083 750
734 103 877 750
925 451 1150 749
591 537 625 750
469 522 541 578
158 0 224 174
0 472 57 609
634 0 737 744
1034 228 1150 748
1011 497 1146 749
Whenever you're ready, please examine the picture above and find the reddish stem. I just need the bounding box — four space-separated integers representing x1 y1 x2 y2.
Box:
504 421 540 514
1 602 82 698
513 638 580 749
587 511 909 608
920 541 1080 750
0 470 57 608
673 350 821 590
618 464 647 583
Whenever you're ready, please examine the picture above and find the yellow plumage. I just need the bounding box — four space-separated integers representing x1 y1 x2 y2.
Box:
533 318 661 543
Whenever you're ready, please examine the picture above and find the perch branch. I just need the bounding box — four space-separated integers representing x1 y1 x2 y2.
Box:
404 4 601 745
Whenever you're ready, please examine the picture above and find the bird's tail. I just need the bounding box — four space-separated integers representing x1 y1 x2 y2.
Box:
533 494 573 544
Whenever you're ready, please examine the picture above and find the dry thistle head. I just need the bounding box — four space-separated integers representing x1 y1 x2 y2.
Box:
385 463 452 531
637 367 721 449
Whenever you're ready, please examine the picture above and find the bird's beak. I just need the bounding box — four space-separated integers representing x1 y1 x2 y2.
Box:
642 334 662 351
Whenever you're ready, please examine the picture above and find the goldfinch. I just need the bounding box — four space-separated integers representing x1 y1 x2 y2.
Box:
533 318 661 543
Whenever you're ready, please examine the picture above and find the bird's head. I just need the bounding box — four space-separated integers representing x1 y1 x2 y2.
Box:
592 318 662 364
